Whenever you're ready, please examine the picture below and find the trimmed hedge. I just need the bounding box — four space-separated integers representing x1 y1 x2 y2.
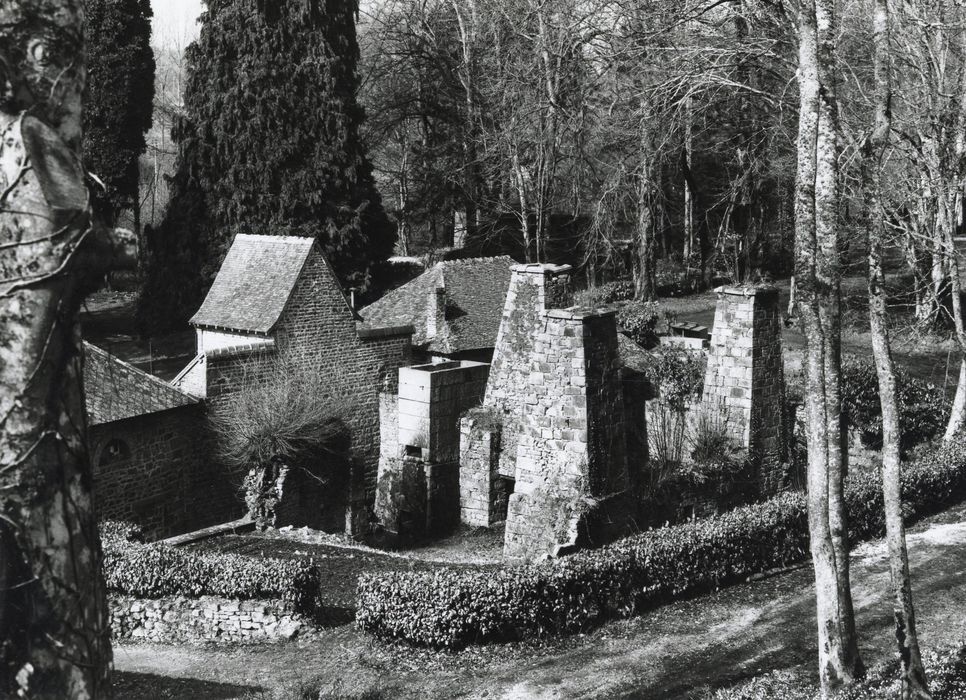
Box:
101 523 321 614
357 441 966 649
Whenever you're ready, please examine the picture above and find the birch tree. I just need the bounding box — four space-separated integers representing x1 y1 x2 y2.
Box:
0 0 120 696
861 0 931 695
794 0 865 693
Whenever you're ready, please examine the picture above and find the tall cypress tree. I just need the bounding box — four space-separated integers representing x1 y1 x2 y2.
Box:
83 0 155 226
140 0 394 331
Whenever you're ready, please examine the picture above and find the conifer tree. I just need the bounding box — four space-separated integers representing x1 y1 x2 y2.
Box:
141 0 393 330
83 0 155 225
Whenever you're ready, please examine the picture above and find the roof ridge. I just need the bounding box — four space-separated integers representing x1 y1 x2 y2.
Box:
233 233 316 244
437 255 513 268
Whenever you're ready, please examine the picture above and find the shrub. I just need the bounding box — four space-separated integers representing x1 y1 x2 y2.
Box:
841 356 949 450
208 355 353 528
357 440 966 649
651 347 706 410
617 301 661 347
100 522 321 615
577 280 636 307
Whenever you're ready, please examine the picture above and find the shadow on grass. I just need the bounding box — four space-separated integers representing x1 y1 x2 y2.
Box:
113 671 263 699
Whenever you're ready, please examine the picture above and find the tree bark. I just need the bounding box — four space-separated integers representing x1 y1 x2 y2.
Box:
862 0 931 696
794 0 864 694
0 2 113 697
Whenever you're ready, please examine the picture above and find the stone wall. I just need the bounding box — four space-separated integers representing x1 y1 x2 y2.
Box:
484 263 574 477
396 362 488 463
109 595 304 644
375 361 488 541
91 405 227 539
504 307 629 562
701 286 788 493
459 411 504 527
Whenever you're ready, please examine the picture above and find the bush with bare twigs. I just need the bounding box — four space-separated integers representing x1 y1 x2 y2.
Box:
209 357 353 529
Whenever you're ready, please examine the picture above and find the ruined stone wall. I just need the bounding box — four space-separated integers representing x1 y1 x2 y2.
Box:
484 264 573 477
701 286 787 492
459 410 504 527
375 361 488 541
91 405 230 539
504 307 628 562
396 362 488 463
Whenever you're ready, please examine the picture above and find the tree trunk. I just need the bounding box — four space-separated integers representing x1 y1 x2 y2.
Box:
795 0 864 694
636 116 657 301
0 2 113 697
862 0 931 695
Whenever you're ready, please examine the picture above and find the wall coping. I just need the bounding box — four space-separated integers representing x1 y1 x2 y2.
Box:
510 262 573 275
544 306 617 321
714 285 779 299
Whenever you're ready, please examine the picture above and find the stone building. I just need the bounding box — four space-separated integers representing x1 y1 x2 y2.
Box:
171 234 414 533
86 234 415 539
84 342 218 539
359 256 514 365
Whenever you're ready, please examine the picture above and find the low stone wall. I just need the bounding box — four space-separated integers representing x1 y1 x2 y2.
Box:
110 595 305 644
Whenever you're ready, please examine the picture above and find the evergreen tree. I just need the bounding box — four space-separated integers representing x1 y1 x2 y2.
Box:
83 0 155 225
141 0 393 331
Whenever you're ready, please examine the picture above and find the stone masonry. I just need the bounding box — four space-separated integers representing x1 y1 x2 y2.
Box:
459 409 505 527
503 306 629 562
484 263 574 479
701 286 787 492
375 361 488 542
109 595 304 645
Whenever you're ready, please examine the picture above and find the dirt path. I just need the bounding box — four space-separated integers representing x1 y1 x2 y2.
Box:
113 502 966 699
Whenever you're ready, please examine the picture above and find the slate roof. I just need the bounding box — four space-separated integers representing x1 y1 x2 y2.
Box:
84 342 199 426
360 256 513 354
190 234 317 334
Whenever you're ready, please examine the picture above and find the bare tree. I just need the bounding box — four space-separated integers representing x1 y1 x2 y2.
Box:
860 0 931 695
0 1 131 695
794 0 865 693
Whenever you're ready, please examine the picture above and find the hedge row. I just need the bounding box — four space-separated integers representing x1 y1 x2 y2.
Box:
100 523 321 614
357 440 966 649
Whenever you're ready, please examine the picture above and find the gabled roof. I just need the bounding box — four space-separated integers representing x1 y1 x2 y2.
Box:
360 256 513 354
84 342 199 426
190 234 317 334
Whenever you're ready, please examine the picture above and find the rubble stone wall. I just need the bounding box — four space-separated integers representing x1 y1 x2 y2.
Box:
459 411 504 527
109 595 304 644
91 405 223 540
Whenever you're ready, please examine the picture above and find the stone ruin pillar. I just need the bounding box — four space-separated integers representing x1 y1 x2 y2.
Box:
701 286 788 492
483 263 574 480
503 307 629 563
